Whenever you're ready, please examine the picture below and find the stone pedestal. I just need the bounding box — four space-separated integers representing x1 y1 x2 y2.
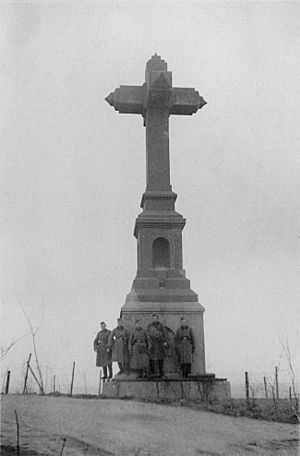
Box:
121 291 206 374
102 376 231 402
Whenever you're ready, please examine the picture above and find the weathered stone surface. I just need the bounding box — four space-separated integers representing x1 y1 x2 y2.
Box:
106 54 229 396
121 298 205 374
102 378 231 402
105 54 206 119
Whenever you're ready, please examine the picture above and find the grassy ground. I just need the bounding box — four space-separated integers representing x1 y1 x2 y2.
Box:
136 397 299 424
0 445 41 455
47 393 300 424
50 393 300 424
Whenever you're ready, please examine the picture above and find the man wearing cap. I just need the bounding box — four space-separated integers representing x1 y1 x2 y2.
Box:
147 314 168 377
107 318 129 375
129 319 150 379
93 321 113 381
174 317 195 378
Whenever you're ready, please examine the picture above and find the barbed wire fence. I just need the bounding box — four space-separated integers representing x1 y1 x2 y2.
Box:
1 357 298 401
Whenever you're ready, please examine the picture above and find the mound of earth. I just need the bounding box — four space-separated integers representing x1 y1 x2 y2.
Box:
1 396 298 455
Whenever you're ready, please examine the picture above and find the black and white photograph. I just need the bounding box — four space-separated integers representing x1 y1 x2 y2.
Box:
1 1 299 455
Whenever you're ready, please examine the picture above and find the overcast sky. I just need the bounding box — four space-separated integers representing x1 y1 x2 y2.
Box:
1 1 299 394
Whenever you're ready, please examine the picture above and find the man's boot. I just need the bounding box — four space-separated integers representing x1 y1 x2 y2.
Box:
149 360 155 376
124 362 130 375
108 364 113 381
158 359 164 378
181 364 186 378
142 368 149 378
101 366 107 381
186 363 191 377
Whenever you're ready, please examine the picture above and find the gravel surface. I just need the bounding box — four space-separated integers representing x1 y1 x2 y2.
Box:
1 395 298 455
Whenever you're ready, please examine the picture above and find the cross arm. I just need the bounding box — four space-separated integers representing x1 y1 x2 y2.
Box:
169 88 207 115
105 85 146 114
105 84 207 116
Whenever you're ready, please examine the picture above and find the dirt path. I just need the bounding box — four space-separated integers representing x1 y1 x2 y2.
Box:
1 396 298 455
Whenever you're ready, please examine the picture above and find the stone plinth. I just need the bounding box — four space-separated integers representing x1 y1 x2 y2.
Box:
121 293 205 374
102 376 231 402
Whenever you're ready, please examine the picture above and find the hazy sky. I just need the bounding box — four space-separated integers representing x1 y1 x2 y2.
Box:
1 1 299 394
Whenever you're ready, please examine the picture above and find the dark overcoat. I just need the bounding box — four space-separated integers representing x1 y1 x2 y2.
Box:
93 329 112 367
147 321 168 361
174 325 195 364
129 328 149 369
108 325 129 363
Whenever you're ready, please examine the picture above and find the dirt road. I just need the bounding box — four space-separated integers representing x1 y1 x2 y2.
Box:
1 395 298 455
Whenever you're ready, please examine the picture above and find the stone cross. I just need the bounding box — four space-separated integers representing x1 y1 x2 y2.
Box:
105 54 208 376
105 54 206 192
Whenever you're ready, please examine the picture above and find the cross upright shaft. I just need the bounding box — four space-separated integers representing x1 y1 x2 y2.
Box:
105 54 206 193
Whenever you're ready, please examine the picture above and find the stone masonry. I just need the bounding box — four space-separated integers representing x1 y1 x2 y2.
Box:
106 54 206 375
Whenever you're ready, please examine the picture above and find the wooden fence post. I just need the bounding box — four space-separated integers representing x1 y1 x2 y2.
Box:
23 353 32 394
14 410 20 456
98 369 102 397
245 372 249 406
275 366 279 399
28 365 44 394
5 370 11 394
70 362 75 396
53 375 56 394
263 376 268 400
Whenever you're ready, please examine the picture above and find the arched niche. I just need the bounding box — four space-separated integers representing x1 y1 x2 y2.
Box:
152 237 171 268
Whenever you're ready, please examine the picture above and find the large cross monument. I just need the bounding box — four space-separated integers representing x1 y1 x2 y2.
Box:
106 54 207 375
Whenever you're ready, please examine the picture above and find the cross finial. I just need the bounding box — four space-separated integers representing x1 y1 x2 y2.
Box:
105 55 206 116
146 54 167 72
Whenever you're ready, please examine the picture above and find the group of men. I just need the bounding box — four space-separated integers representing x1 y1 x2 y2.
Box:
93 314 195 381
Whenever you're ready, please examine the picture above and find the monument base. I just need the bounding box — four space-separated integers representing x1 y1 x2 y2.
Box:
102 375 231 402
121 292 206 374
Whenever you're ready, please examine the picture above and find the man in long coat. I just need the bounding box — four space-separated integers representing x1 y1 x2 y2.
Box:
174 317 195 378
128 319 149 379
108 318 129 375
147 314 168 377
93 321 112 381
